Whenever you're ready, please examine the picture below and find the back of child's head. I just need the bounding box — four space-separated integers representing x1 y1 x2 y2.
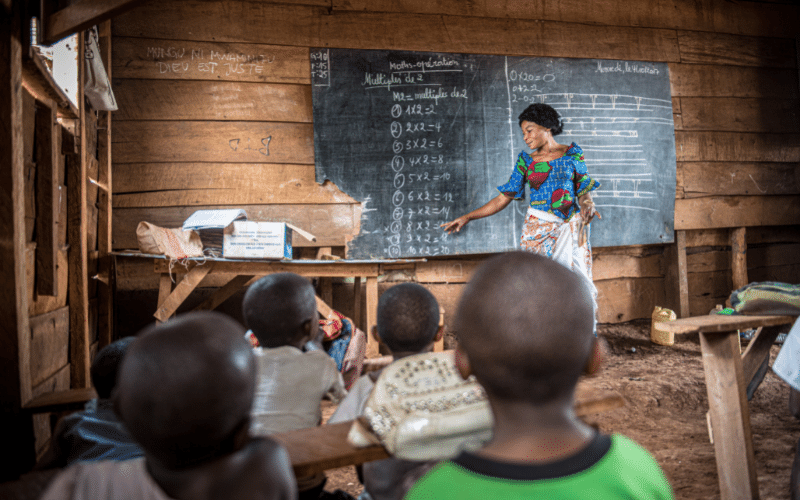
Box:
91 336 135 399
377 282 440 353
242 272 317 348
114 311 256 470
455 251 594 405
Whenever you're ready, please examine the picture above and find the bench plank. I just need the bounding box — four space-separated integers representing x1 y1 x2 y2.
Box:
656 314 794 334
274 385 624 476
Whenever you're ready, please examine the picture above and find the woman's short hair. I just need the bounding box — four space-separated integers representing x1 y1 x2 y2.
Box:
518 103 563 136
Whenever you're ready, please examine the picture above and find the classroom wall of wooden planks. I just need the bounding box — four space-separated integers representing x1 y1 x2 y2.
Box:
110 0 800 324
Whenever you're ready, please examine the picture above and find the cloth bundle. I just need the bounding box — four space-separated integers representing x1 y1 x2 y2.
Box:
348 351 493 461
730 282 800 316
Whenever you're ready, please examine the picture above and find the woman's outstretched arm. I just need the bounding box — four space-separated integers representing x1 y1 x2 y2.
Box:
440 193 513 234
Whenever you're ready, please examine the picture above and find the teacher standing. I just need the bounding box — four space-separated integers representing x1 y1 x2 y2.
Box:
441 103 601 302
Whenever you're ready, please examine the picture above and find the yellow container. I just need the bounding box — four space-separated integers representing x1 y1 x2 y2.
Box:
650 306 677 346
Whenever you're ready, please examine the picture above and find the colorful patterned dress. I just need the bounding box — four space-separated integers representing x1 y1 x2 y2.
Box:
497 143 600 297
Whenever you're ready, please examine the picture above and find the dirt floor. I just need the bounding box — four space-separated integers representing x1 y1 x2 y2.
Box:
322 320 800 500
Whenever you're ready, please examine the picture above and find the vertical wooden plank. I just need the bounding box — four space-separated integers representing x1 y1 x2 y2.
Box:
156 272 173 323
365 276 379 358
96 20 112 347
698 331 759 500
676 230 690 318
353 277 362 331
68 30 90 388
316 247 334 307
730 227 748 292
0 0 37 479
34 101 59 296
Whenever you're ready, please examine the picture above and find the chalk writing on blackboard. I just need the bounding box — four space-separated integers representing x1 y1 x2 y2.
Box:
312 49 676 259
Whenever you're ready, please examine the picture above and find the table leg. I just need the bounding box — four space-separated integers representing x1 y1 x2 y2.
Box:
154 263 215 322
365 276 379 358
353 277 362 331
699 330 759 500
156 273 173 324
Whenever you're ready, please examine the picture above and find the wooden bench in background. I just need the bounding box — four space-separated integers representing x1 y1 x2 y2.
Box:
656 313 796 500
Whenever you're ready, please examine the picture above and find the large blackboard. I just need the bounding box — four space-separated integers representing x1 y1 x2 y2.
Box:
311 48 676 259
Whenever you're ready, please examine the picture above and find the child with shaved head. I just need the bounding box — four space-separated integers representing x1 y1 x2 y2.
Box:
329 282 443 500
243 272 347 499
40 311 296 500
405 252 673 499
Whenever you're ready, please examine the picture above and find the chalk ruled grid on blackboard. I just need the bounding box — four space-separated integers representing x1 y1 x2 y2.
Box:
312 49 676 259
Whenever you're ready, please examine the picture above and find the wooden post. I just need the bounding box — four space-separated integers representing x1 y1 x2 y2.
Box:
676 230 690 318
0 0 37 479
34 101 60 296
699 330 759 500
730 227 748 292
353 277 362 331
96 20 112 347
365 276 379 357
67 29 90 388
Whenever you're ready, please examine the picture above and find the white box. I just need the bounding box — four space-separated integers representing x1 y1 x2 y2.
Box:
223 221 292 259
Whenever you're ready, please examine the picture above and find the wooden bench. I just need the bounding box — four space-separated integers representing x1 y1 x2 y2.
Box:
656 313 797 500
272 383 625 477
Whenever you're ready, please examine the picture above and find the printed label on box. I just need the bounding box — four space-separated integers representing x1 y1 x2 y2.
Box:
223 221 292 259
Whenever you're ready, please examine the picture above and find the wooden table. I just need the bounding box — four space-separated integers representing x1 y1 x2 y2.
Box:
114 252 420 357
273 383 625 477
656 314 797 500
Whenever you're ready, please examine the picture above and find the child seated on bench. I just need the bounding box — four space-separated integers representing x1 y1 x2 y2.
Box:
243 272 347 499
405 252 674 499
37 337 143 469
40 311 297 500
328 282 443 500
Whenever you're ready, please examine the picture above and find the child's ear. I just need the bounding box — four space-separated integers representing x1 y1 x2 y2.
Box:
454 345 471 380
301 318 317 343
583 336 608 377
371 325 380 344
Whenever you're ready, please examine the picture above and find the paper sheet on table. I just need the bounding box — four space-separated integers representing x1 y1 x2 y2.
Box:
182 209 247 231
772 318 800 391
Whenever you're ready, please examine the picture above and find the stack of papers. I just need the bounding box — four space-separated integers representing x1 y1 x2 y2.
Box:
182 209 247 251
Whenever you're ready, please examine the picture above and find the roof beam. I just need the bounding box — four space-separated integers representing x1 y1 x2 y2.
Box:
42 0 146 45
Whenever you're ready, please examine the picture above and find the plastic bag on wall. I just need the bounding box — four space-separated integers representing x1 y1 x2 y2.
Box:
84 26 117 111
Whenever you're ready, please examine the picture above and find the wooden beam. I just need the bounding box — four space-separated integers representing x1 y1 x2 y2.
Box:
96 20 113 348
29 306 69 387
365 276 379 357
34 101 60 296
741 325 783 389
656 314 794 335
113 79 312 122
730 227 748 291
0 0 37 478
42 0 147 45
112 37 310 84
675 195 800 230
112 121 314 164
67 31 90 388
